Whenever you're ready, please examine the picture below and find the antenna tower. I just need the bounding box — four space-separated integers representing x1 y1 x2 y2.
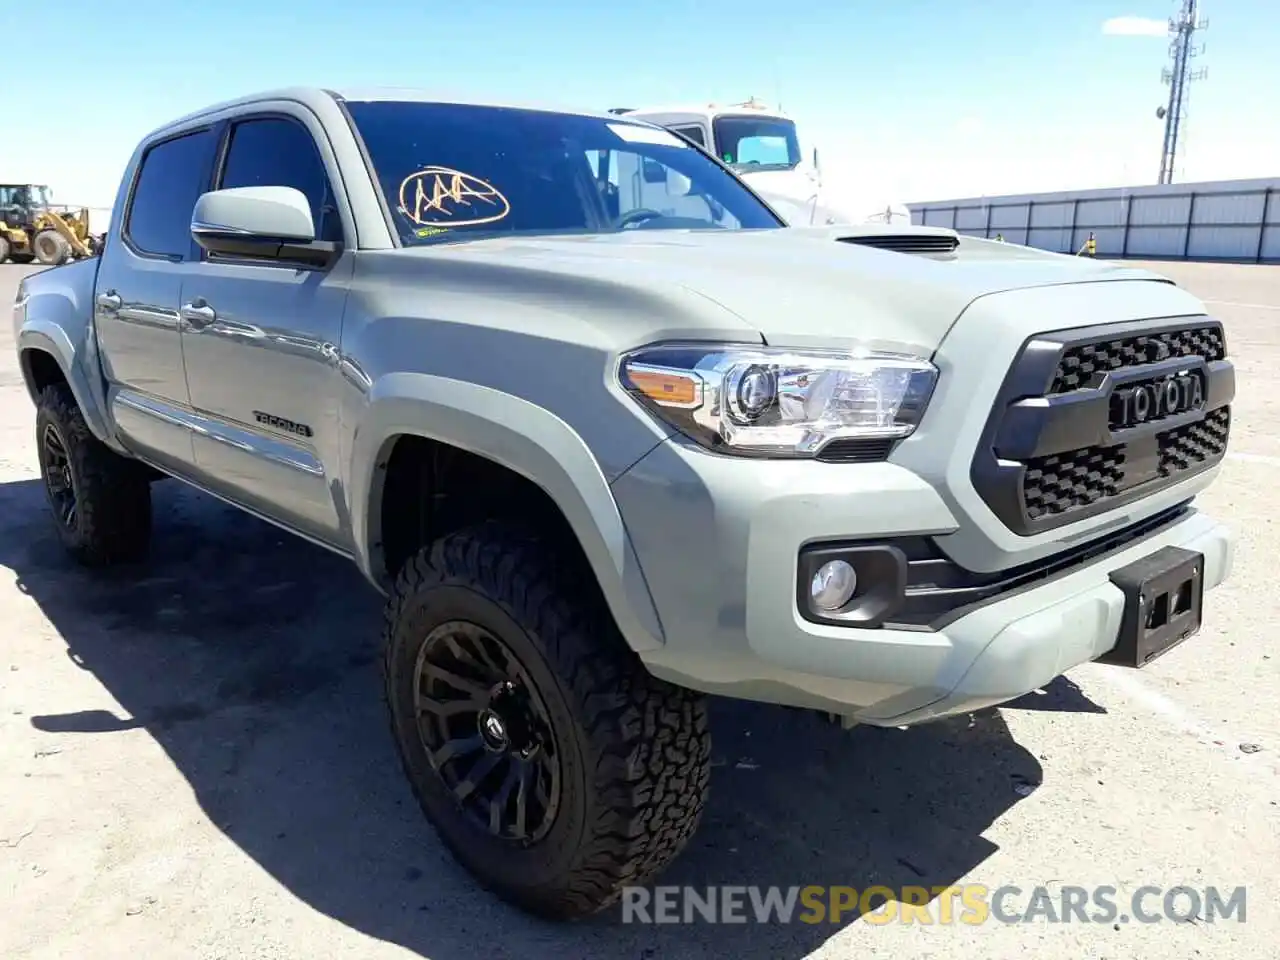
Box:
1157 0 1208 184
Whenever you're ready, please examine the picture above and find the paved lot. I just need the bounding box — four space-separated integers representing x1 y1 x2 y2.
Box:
1 259 1277 959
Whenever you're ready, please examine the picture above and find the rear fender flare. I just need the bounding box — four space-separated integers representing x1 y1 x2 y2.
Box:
349 372 665 653
18 319 121 451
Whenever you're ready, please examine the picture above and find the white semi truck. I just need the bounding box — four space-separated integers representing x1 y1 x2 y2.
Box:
611 98 911 227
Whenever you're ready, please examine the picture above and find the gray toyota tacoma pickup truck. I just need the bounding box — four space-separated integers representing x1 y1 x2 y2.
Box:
13 87 1235 919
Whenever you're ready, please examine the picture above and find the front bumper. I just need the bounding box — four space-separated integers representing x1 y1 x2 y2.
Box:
611 439 1234 725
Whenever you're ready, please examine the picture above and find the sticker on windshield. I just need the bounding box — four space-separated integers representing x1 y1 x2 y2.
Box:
397 167 511 227
606 123 687 148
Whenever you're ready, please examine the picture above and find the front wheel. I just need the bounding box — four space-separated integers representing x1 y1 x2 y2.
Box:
383 523 712 920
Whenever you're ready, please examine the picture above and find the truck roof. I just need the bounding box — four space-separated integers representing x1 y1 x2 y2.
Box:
146 86 650 142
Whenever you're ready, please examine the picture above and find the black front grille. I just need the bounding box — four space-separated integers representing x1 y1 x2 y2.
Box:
971 317 1234 535
1159 407 1231 475
1051 327 1227 394
1023 444 1127 520
840 234 959 256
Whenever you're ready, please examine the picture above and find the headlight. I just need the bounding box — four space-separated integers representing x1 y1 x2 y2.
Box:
619 343 938 458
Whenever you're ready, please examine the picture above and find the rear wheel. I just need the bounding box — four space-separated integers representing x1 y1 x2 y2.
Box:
0 235 10 263
383 522 712 920
35 382 152 566
32 230 71 265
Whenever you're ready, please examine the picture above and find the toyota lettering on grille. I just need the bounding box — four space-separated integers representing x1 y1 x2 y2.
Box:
1111 372 1205 430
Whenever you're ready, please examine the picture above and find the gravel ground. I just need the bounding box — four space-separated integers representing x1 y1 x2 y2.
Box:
1 259 1277 960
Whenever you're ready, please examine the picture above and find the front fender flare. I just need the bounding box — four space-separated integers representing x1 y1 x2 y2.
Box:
349 372 665 653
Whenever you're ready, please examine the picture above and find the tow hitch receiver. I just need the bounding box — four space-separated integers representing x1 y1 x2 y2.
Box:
1101 545 1205 668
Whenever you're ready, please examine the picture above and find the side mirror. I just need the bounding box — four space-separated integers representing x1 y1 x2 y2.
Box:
191 186 340 267
641 159 668 185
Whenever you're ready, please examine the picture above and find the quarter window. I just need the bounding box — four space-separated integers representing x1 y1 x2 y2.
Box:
126 128 218 259
217 117 342 242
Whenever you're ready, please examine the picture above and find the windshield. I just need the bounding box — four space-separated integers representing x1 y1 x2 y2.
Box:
344 101 785 246
0 184 51 208
712 115 802 172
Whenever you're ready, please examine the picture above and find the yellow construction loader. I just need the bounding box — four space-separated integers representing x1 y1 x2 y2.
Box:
0 183 102 265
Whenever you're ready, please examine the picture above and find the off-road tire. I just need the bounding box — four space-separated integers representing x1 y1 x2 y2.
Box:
32 230 71 266
383 522 712 920
35 382 152 566
0 235 10 263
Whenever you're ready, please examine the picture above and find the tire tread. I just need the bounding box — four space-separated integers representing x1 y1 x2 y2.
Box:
36 382 151 566
381 521 711 919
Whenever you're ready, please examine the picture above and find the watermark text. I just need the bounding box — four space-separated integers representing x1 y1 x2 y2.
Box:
620 884 1247 925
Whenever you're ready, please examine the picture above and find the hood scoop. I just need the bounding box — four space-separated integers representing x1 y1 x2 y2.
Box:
839 233 959 256
811 223 960 258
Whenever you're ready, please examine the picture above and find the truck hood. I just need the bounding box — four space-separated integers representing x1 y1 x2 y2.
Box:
395 228 1180 356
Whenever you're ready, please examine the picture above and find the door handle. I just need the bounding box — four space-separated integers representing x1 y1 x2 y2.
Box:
95 291 122 311
180 300 217 329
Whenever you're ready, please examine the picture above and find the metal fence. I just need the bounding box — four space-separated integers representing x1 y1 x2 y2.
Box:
909 177 1280 263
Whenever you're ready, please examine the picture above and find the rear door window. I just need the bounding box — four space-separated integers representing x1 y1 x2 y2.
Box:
125 129 218 259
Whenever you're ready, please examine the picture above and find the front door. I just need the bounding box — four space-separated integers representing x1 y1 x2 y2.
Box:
94 126 219 474
178 111 354 549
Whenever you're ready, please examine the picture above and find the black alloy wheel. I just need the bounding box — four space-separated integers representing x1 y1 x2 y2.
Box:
40 421 78 530
414 619 562 843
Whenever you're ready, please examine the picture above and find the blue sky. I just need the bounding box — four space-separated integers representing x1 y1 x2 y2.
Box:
6 0 1277 210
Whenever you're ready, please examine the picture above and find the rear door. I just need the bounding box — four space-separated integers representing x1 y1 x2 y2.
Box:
94 126 219 473
178 109 354 548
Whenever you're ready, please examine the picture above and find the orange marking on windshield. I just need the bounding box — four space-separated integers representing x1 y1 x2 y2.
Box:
397 167 511 227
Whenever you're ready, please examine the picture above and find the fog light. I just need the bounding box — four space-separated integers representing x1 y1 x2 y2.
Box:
810 559 857 612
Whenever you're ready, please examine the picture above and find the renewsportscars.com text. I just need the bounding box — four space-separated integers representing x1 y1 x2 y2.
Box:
619 884 1247 925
